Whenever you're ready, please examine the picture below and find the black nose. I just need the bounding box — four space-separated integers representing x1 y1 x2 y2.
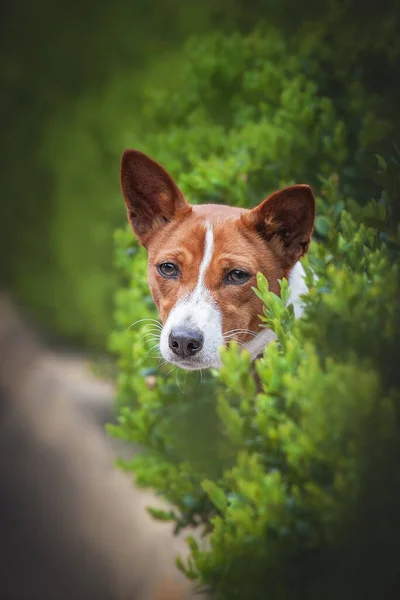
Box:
168 328 204 359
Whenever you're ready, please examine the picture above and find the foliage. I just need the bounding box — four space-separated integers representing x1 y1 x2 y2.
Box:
0 0 238 345
109 20 398 424
108 22 393 467
108 16 398 358
183 157 400 598
107 18 400 597
2 0 398 345
110 150 400 598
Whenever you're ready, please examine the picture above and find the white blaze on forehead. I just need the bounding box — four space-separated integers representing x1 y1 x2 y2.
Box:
159 222 224 369
195 223 214 291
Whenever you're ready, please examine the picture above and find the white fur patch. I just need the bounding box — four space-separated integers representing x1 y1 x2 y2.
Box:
197 225 214 289
246 261 309 359
287 261 309 318
159 224 224 369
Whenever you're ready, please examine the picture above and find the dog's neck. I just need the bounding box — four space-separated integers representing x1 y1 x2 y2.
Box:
246 261 308 360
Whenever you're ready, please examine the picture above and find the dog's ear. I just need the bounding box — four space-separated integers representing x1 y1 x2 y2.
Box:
120 149 191 246
243 184 315 268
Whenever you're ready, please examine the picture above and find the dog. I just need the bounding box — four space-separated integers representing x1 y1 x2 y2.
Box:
0 295 207 600
120 150 315 371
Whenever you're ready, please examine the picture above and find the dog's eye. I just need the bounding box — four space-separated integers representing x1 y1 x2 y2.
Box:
157 262 179 278
225 269 251 284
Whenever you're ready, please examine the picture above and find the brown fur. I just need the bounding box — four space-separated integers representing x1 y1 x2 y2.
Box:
121 150 315 345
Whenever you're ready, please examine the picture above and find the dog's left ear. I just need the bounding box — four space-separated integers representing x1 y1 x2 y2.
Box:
244 184 315 268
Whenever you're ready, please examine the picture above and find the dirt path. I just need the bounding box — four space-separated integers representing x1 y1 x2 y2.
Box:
0 296 208 599
40 350 116 426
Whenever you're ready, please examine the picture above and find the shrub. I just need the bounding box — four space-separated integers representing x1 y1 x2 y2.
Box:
109 26 400 596
177 157 400 598
110 151 400 598
37 18 396 345
109 21 395 384
1 0 237 347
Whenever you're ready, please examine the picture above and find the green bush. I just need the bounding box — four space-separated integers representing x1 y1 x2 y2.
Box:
109 21 395 376
178 157 400 598
108 24 397 409
110 150 400 597
109 19 400 599
34 14 398 345
1 0 240 346
2 1 398 346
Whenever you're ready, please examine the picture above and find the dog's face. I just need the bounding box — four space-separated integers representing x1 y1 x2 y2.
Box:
121 150 315 370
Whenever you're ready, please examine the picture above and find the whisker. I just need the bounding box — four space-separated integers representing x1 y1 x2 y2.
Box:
224 334 255 342
140 334 161 344
141 356 167 364
140 325 163 333
183 370 189 393
225 336 248 345
139 325 161 335
139 331 160 340
133 318 162 326
223 335 251 352
125 318 162 333
224 329 257 337
162 365 177 379
140 341 160 349
230 340 249 349
225 329 257 335
175 370 184 395
146 343 161 355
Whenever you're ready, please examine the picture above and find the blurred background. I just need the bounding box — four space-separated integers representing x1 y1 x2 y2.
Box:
1 0 399 353
1 5 399 597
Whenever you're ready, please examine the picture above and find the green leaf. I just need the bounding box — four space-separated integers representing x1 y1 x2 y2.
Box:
315 215 332 237
146 507 176 521
375 154 387 171
201 480 228 513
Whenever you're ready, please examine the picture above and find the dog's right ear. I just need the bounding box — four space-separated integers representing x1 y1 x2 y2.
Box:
120 149 191 247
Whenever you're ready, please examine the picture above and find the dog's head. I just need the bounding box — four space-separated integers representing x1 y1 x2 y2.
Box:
121 150 315 370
